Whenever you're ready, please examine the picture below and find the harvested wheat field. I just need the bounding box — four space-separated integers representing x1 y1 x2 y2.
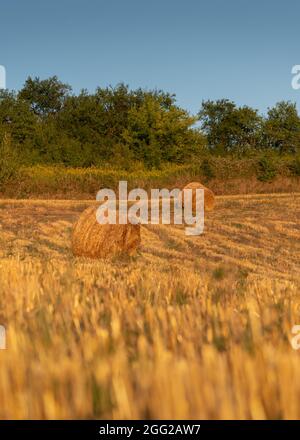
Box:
0 193 299 419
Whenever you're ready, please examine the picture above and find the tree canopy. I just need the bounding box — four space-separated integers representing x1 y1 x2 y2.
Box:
0 76 299 169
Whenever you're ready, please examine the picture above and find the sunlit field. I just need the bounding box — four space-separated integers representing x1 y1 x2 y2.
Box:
0 193 299 419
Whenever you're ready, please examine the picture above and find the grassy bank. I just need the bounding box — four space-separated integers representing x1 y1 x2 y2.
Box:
1 156 300 199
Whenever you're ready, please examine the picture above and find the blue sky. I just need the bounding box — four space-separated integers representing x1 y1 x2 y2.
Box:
1 0 300 115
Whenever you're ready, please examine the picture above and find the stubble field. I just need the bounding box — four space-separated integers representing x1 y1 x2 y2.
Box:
0 193 299 419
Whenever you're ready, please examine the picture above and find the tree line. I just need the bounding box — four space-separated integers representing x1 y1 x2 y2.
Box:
0 76 300 169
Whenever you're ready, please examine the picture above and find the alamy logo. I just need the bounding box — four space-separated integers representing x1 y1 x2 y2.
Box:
0 326 6 349
96 181 205 236
291 325 300 350
0 66 6 89
291 65 300 90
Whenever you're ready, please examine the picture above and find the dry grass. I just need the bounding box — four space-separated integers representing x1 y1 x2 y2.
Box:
1 163 299 199
0 193 299 419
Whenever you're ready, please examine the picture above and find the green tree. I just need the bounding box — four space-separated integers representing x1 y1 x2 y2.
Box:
0 89 37 144
122 94 203 167
19 76 71 117
263 101 300 153
56 83 203 167
94 83 175 141
198 99 262 153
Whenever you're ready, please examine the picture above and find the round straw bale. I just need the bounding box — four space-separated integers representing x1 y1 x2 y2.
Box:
71 205 141 259
182 182 215 212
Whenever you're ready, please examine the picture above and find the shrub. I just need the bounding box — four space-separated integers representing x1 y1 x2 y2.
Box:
200 158 216 180
257 155 277 182
289 156 300 176
0 133 20 188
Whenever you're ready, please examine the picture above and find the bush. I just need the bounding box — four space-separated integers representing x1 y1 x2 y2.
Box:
200 158 216 180
0 133 20 188
289 156 300 176
257 155 277 182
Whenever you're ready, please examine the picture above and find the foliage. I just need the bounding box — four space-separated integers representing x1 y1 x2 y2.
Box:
289 155 300 176
0 89 37 144
200 157 215 180
1 155 298 198
18 76 71 117
257 155 277 182
122 94 203 167
1 77 300 169
0 132 20 187
263 101 300 153
198 99 262 154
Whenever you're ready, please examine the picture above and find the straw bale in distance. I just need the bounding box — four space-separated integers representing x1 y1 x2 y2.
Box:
72 205 141 259
182 182 215 212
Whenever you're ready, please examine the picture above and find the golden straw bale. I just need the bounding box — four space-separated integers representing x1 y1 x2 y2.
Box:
182 182 215 212
71 205 141 259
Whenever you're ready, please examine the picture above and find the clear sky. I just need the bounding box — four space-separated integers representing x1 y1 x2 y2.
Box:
1 0 300 115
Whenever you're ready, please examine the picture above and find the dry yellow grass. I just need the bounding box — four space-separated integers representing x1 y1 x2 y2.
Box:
0 193 299 419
